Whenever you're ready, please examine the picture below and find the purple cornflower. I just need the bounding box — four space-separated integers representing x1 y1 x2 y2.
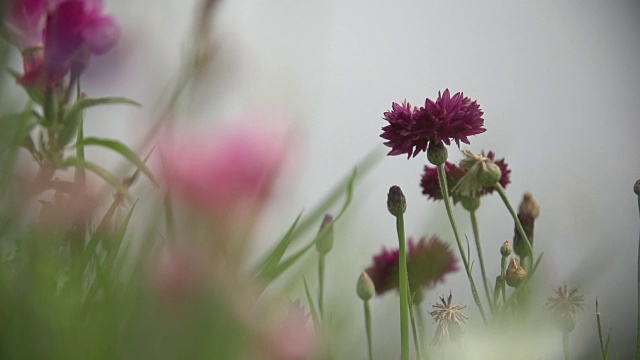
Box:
420 151 510 203
364 236 458 296
381 89 486 158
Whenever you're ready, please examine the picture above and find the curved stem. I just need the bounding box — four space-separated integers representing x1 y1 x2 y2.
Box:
395 213 410 360
470 210 493 313
364 300 373 360
494 184 534 266
436 164 488 325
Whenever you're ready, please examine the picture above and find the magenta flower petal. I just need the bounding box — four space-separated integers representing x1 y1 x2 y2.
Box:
82 15 120 55
6 0 47 49
381 89 486 158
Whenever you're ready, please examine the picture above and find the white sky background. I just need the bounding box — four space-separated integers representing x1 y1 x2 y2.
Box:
78 0 640 358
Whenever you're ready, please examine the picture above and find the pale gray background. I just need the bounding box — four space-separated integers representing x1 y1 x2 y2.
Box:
80 1 640 358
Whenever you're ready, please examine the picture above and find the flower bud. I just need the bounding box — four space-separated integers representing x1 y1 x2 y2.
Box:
505 258 527 288
513 213 535 258
478 162 502 187
500 241 512 257
634 180 640 196
427 142 448 166
518 192 540 219
357 272 376 301
387 185 407 217
460 196 480 212
315 214 334 255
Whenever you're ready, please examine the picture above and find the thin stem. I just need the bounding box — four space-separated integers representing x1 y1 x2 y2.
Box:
364 300 373 360
596 299 609 360
470 209 493 313
408 289 422 360
500 255 508 307
436 164 488 325
635 183 640 360
494 184 534 266
318 253 326 319
562 332 570 360
395 213 410 360
416 305 427 360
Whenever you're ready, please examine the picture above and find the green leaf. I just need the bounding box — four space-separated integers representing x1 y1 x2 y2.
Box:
64 157 128 196
303 277 321 332
105 200 138 272
80 137 157 185
261 167 357 284
59 96 141 147
254 212 303 279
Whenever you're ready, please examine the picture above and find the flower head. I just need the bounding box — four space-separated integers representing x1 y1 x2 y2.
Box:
420 151 510 203
381 89 485 158
159 121 288 220
10 0 121 87
429 291 468 345
364 236 458 296
546 285 585 333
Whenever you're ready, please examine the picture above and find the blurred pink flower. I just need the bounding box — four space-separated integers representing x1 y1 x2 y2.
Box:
159 122 289 219
263 299 317 360
8 0 121 87
151 245 210 303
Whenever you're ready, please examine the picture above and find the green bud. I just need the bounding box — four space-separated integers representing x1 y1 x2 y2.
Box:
500 241 512 257
356 272 375 301
315 214 334 255
427 142 448 166
387 185 407 217
634 180 640 196
478 162 502 187
460 196 480 212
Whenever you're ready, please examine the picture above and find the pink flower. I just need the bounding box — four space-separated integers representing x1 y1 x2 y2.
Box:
262 299 317 360
159 122 288 219
151 245 211 303
9 0 121 87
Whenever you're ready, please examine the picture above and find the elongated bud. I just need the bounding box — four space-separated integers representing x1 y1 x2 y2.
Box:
357 272 375 301
518 192 540 219
427 142 448 166
387 185 407 217
505 257 527 288
500 241 512 257
513 213 535 257
315 213 334 255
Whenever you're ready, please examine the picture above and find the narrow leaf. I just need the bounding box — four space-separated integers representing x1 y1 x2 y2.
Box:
80 137 157 185
64 157 128 196
254 212 303 279
303 277 321 331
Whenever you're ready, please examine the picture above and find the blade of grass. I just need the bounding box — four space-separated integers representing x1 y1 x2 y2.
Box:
303 276 321 332
80 137 157 185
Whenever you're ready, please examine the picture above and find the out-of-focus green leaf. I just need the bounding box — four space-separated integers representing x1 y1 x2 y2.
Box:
105 200 138 272
80 137 157 185
303 277 321 332
64 157 128 196
254 212 303 279
6 68 45 105
260 167 357 284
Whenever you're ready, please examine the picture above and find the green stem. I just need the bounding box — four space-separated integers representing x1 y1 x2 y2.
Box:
364 300 373 360
436 164 488 325
500 255 508 307
408 289 422 360
635 183 640 360
563 332 570 360
596 299 608 360
416 305 427 360
395 213 410 360
470 210 493 313
318 253 326 319
494 184 534 267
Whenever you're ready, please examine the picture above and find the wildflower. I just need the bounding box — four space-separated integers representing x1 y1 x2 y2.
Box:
429 291 467 345
364 236 458 296
386 185 407 217
547 285 585 333
380 89 485 159
505 257 527 287
159 122 288 220
420 151 510 203
8 0 121 87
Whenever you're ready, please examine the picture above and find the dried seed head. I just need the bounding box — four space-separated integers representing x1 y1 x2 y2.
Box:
505 257 527 288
